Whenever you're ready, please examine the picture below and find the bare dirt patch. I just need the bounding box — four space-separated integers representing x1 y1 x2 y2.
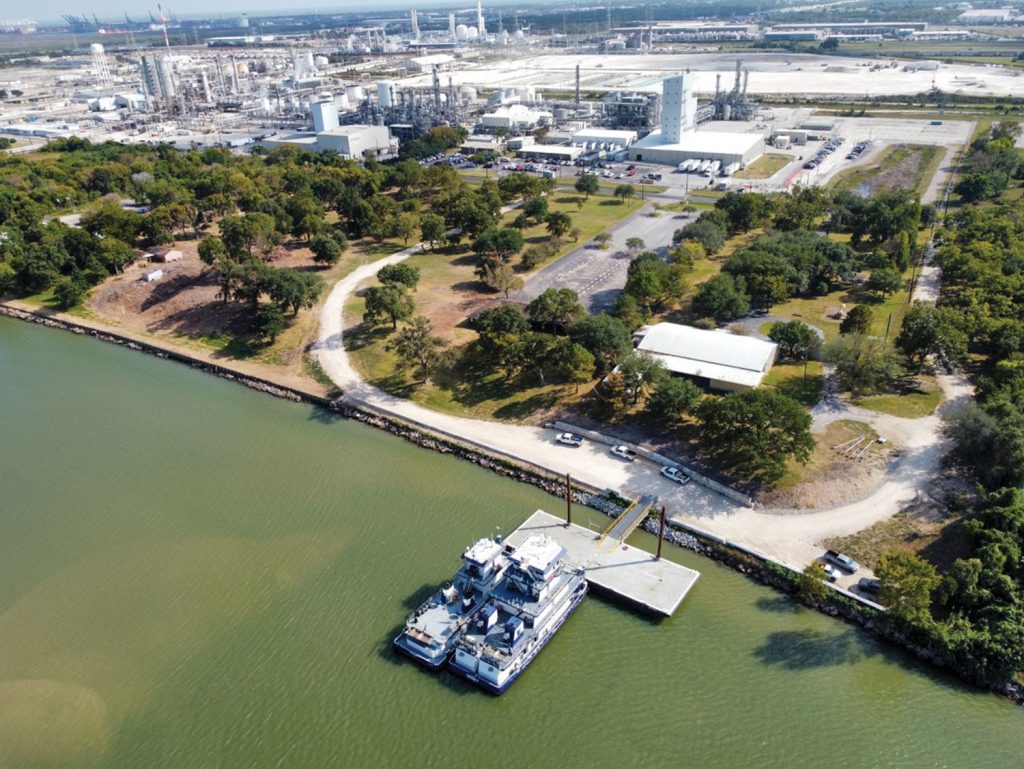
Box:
759 420 898 510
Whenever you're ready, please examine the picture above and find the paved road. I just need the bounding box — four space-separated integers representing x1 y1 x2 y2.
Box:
513 202 695 312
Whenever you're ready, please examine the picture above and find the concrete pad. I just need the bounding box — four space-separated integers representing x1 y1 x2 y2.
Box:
505 510 700 617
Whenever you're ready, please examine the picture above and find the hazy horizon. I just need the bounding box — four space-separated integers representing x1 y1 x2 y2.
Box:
25 0 535 26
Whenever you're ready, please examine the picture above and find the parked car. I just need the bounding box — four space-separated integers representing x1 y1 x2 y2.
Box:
820 563 839 582
824 549 860 573
660 466 690 484
555 432 584 447
857 577 882 595
610 445 638 462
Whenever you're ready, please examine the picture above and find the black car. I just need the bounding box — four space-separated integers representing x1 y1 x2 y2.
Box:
858 577 881 595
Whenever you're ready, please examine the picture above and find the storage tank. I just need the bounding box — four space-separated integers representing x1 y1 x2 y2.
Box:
553 107 568 120
345 84 364 103
459 85 477 101
377 80 395 108
314 55 329 70
334 92 350 111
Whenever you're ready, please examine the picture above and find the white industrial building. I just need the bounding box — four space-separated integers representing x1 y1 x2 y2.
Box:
628 74 764 168
635 322 777 392
261 125 395 159
407 53 455 73
957 8 1014 23
571 128 638 150
481 104 552 131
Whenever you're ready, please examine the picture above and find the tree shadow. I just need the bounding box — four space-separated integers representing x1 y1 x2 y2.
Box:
754 596 800 614
372 370 418 399
306 405 347 425
493 390 564 420
345 321 391 352
772 373 825 407
753 629 877 671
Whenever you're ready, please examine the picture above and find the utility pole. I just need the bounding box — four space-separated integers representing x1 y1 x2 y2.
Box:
883 312 893 344
565 473 572 526
656 506 666 560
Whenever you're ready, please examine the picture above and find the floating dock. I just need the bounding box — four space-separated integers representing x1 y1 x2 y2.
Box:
505 510 700 617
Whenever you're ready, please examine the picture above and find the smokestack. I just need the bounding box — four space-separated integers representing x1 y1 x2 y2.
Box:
742 69 750 100
575 63 580 110
477 0 485 36
449 11 456 40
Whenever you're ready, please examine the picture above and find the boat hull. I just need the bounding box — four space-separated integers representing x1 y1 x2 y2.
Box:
449 581 588 695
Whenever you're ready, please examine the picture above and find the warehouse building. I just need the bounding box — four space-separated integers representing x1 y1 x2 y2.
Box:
261 124 395 159
635 322 777 392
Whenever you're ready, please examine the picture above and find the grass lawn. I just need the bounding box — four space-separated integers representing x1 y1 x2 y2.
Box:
829 144 941 197
503 190 643 270
770 271 913 343
763 360 825 407
854 374 943 418
734 153 792 180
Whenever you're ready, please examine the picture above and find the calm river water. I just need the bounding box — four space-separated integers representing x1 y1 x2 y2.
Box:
1 316 1021 768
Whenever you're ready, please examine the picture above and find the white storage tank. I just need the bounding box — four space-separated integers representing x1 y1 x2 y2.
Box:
346 84 365 103
314 55 329 70
377 81 396 108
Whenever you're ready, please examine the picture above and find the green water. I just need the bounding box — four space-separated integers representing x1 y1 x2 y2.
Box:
1 316 1021 769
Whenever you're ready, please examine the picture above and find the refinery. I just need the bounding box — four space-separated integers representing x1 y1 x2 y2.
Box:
1 3 1022 173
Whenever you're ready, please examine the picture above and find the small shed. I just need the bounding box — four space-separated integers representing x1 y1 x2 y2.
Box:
146 246 183 262
141 269 164 283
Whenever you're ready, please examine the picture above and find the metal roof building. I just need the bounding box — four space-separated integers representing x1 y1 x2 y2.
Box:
628 128 764 168
636 322 777 391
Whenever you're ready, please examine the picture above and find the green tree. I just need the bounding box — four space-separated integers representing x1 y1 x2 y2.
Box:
823 334 904 395
594 232 613 249
618 352 667 405
522 195 549 223
53 277 87 310
692 273 750 323
614 293 645 331
363 284 414 329
875 551 940 624
395 211 420 245
570 313 633 372
265 269 324 315
614 184 636 204
697 389 815 482
715 191 773 234
866 268 904 299
625 236 646 256
896 302 967 372
388 315 449 382
554 340 596 392
674 217 727 255
220 212 278 258
797 562 830 604
310 234 346 266
768 320 819 362
546 211 573 239
477 259 523 297
253 303 288 343
645 377 703 425
574 173 600 200
840 304 874 335
420 213 446 249
526 287 585 333
378 263 420 291
473 227 525 262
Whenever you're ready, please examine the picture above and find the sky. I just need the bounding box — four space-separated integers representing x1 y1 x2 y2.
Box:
28 0 527 25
